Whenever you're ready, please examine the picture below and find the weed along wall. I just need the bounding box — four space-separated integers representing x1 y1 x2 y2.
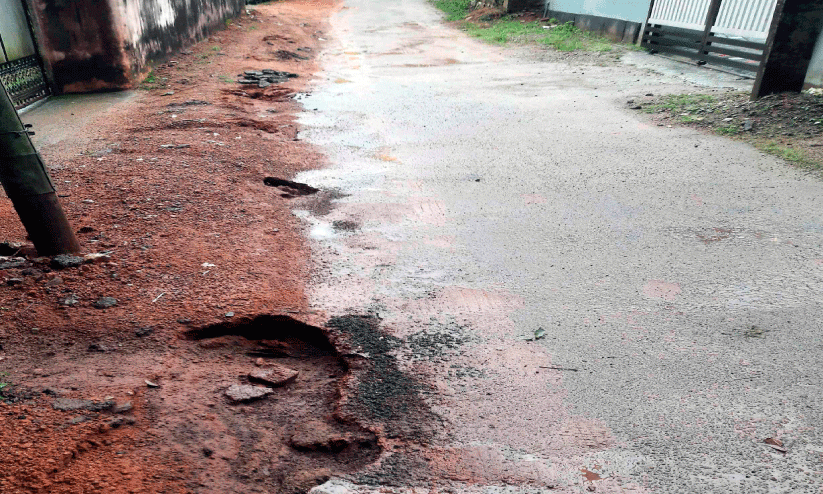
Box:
26 0 243 94
543 0 648 42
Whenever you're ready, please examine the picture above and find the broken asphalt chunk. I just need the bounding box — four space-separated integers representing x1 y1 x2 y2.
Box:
94 297 117 309
764 437 787 453
249 363 299 387
52 398 115 412
50 254 83 269
225 384 273 403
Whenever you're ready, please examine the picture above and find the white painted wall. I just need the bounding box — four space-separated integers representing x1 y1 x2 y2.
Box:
0 0 37 62
545 0 651 23
805 27 823 88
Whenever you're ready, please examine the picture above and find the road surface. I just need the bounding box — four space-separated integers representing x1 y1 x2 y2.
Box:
296 1 823 492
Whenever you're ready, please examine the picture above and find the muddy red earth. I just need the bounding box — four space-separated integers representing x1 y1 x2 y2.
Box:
0 1 405 493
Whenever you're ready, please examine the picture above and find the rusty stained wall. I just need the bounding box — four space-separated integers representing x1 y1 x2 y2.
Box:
29 0 243 94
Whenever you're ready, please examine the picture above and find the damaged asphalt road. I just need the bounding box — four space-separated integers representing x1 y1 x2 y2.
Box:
295 0 823 493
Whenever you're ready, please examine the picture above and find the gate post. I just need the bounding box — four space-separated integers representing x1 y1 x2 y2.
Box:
0 81 80 255
753 0 823 99
697 0 724 62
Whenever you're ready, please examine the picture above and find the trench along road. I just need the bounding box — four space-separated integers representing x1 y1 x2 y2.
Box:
292 0 823 493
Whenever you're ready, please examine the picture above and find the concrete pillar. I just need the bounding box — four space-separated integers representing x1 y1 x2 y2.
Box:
753 0 823 99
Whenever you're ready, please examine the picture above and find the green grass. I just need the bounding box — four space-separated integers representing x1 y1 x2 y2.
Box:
218 75 234 83
757 142 811 166
644 93 716 114
139 70 166 90
715 124 739 136
464 18 612 51
431 1 613 51
0 372 9 393
434 0 470 21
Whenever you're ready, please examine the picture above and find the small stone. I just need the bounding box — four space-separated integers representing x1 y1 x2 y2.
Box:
177 318 192 324
83 253 112 264
87 343 108 352
0 259 27 269
68 416 88 424
255 358 266 367
203 447 214 457
52 398 94 411
224 384 273 403
249 364 299 387
112 401 133 413
162 91 175 96
60 294 79 306
258 80 271 88
145 380 159 388
645 93 654 96
225 312 234 318
52 398 113 412
629 105 642 110
44 276 63 287
51 255 83 269
6 278 23 286
135 327 153 337
20 268 42 277
107 416 136 428
743 119 754 131
94 297 117 309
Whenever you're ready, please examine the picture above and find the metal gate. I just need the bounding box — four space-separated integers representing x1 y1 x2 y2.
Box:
0 0 49 108
641 0 778 74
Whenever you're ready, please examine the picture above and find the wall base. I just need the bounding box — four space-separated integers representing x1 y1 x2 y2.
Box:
544 9 642 43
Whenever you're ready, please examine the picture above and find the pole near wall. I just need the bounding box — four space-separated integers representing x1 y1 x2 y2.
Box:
0 81 80 255
753 0 823 99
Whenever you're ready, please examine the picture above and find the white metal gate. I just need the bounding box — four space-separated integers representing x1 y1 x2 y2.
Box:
642 0 778 73
0 0 49 108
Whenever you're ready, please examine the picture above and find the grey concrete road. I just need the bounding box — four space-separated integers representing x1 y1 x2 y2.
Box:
297 1 823 493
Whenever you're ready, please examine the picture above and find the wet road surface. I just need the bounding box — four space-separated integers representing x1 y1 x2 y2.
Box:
297 1 823 492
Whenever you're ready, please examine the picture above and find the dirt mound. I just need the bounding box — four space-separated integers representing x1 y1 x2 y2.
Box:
0 1 392 492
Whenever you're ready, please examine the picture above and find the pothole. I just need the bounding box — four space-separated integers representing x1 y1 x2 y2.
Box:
300 189 349 216
332 220 359 232
327 315 438 444
263 177 320 197
178 315 381 493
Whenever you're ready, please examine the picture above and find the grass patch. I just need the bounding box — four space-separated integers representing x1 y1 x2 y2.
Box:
434 0 470 21
757 142 811 165
680 115 703 123
139 70 167 90
218 75 234 84
715 124 739 136
464 18 612 51
431 1 614 52
644 94 716 114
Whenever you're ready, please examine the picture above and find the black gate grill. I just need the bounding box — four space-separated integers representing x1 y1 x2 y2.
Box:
641 0 775 75
0 55 49 109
